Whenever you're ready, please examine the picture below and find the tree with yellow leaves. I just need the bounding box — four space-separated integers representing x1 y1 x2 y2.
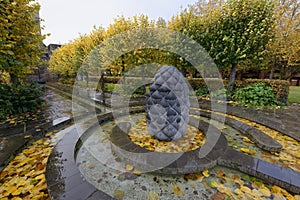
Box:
267 0 300 80
0 0 46 85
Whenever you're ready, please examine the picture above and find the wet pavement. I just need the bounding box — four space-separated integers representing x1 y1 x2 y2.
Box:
44 88 73 120
196 99 300 142
46 113 113 200
0 88 75 171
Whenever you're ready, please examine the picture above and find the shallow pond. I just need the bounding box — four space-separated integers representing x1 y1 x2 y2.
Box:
76 113 299 199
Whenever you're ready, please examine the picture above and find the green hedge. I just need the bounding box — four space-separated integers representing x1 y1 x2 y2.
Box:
187 78 227 91
62 75 290 103
234 79 289 103
101 76 227 91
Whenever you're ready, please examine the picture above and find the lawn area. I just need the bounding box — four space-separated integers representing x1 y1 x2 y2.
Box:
288 86 300 104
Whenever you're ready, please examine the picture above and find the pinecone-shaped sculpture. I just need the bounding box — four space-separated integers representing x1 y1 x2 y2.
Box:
146 66 190 141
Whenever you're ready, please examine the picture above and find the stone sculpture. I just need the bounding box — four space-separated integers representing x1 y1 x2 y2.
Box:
146 66 190 141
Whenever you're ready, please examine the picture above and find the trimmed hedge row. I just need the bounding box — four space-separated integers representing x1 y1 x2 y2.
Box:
100 76 226 90
81 76 289 103
187 78 227 91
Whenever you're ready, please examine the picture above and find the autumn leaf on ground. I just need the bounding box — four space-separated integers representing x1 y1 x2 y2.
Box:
202 170 209 177
240 148 256 155
148 191 159 200
207 180 219 188
0 132 57 200
243 137 252 143
173 185 184 197
125 164 134 171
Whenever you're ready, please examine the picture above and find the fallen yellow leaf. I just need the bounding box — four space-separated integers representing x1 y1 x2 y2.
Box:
173 185 184 197
86 161 96 169
34 174 45 180
207 179 219 188
217 185 232 196
125 164 134 171
243 137 251 143
202 170 209 177
133 170 142 176
240 148 256 155
148 191 159 200
11 187 23 196
258 187 271 197
234 188 243 196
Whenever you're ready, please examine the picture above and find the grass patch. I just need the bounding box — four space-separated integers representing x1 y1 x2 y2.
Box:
288 86 300 104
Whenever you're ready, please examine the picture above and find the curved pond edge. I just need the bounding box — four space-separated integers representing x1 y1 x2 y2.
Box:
110 116 227 175
46 109 300 200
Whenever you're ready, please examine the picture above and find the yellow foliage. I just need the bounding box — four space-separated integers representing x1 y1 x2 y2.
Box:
173 185 184 197
128 118 206 153
0 0 45 82
0 132 56 199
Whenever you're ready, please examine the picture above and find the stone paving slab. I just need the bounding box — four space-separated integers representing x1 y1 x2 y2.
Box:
218 147 300 194
0 135 29 171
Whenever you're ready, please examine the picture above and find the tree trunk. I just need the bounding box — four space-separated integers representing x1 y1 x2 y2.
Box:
269 65 274 79
10 73 19 85
227 63 237 92
121 55 125 76
259 71 266 79
237 71 243 81
85 72 89 88
142 65 146 95
100 73 105 104
181 67 187 77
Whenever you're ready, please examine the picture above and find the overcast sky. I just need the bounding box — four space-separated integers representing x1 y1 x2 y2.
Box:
37 0 198 45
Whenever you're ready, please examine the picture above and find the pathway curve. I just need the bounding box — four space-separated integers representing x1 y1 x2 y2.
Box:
0 87 81 171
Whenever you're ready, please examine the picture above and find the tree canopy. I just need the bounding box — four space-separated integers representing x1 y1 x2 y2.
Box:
0 0 46 85
49 0 300 89
266 0 300 80
186 0 276 91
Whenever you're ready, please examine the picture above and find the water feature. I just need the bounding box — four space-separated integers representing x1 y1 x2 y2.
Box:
73 110 300 199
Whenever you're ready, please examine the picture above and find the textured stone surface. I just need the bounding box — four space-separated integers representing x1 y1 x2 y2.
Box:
146 66 190 141
218 148 300 194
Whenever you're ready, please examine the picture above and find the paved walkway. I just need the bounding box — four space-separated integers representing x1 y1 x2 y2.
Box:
196 99 300 142
0 89 74 171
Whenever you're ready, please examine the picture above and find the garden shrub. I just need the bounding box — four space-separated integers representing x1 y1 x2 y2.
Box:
232 82 281 107
0 83 46 119
210 89 230 101
195 85 209 97
234 79 289 104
